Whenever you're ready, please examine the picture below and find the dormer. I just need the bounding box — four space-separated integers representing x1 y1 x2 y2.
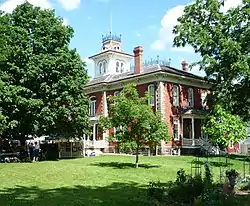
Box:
89 33 133 78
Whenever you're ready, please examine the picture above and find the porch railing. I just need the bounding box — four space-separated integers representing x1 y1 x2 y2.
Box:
85 140 106 148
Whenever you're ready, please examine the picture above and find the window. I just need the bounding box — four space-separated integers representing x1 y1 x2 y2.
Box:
116 61 120 72
99 63 102 74
201 90 207 107
114 91 119 96
89 97 96 117
173 119 179 140
148 84 155 106
173 85 179 106
188 88 194 107
120 63 124 73
103 61 106 73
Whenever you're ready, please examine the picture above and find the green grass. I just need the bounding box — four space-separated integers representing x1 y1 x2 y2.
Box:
0 155 249 205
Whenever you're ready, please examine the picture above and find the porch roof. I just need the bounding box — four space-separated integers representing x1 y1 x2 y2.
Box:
181 108 210 118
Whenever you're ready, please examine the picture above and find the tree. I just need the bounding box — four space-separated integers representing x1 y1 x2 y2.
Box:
100 84 170 168
173 0 250 121
203 105 247 149
0 3 90 141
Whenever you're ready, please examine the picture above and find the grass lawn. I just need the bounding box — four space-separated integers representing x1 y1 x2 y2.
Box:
0 155 249 205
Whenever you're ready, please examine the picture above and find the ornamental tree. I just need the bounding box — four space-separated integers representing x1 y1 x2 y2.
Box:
203 105 247 149
173 0 250 121
0 3 90 140
100 84 170 168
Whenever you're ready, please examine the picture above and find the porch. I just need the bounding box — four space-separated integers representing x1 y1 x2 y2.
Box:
181 109 209 148
86 122 107 149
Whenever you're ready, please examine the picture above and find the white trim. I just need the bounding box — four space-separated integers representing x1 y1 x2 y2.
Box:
173 85 179 107
173 118 180 140
89 96 96 117
83 72 211 94
148 84 155 106
188 88 194 107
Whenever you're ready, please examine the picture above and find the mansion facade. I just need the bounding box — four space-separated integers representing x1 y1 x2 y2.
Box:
83 33 213 155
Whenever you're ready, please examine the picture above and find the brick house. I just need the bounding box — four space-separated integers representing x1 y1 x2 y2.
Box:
83 33 212 155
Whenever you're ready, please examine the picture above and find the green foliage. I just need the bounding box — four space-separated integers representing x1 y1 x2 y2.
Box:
173 0 250 121
203 105 247 149
0 3 90 139
100 83 170 167
236 175 250 191
148 166 239 206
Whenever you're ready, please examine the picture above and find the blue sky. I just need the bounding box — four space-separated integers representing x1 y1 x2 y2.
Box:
0 0 241 78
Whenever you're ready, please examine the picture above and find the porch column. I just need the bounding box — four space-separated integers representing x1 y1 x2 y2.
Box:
192 117 195 146
181 117 183 142
102 91 108 147
93 123 96 144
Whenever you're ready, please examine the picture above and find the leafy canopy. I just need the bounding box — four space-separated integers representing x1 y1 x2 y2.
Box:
173 0 250 121
203 105 247 149
100 84 170 166
0 3 90 139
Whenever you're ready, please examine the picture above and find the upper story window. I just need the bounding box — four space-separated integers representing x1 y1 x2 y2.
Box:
173 85 179 107
148 84 155 106
201 90 207 107
188 88 194 107
120 63 124 73
99 63 102 74
116 62 120 72
103 61 106 73
89 97 96 117
173 119 179 140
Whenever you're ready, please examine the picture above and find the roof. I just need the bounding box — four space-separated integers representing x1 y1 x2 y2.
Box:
85 64 206 87
89 49 133 59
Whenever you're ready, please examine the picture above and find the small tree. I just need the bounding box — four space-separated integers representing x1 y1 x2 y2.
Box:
203 105 247 149
100 84 170 168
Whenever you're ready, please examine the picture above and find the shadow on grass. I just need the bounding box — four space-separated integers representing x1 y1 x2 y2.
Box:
0 182 150 206
91 162 160 169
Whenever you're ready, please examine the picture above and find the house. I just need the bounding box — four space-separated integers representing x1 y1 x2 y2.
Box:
83 33 212 155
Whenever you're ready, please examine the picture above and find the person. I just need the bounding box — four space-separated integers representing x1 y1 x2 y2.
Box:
34 142 40 161
28 142 34 162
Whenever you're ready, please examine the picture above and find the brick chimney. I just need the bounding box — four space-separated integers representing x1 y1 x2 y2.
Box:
133 46 143 74
181 60 188 72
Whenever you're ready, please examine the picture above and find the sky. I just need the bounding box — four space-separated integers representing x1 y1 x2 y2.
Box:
0 0 243 78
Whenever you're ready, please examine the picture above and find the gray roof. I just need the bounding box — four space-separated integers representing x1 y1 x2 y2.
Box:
85 64 205 87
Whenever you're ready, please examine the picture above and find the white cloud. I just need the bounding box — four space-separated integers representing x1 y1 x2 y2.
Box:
135 31 141 37
0 0 82 13
0 0 52 13
62 18 69 26
56 0 81 11
83 57 94 77
221 0 242 13
151 0 243 53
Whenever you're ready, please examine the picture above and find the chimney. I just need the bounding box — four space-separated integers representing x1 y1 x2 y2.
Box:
133 46 143 74
181 60 188 72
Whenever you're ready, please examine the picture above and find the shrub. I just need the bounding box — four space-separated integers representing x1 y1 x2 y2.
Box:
236 175 250 191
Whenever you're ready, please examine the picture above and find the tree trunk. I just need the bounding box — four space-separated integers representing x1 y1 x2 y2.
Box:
135 143 139 168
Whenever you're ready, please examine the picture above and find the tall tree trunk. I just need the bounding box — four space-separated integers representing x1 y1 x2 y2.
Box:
135 143 139 168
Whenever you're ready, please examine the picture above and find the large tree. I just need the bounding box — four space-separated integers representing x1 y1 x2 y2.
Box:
203 105 247 149
100 84 170 168
0 3 90 140
173 0 250 121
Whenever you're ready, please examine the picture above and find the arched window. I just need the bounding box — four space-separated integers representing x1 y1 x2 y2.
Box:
116 61 120 72
188 88 194 107
148 84 155 106
120 62 124 73
201 90 207 107
103 61 106 73
173 85 179 107
99 63 102 74
114 91 119 96
89 97 96 117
